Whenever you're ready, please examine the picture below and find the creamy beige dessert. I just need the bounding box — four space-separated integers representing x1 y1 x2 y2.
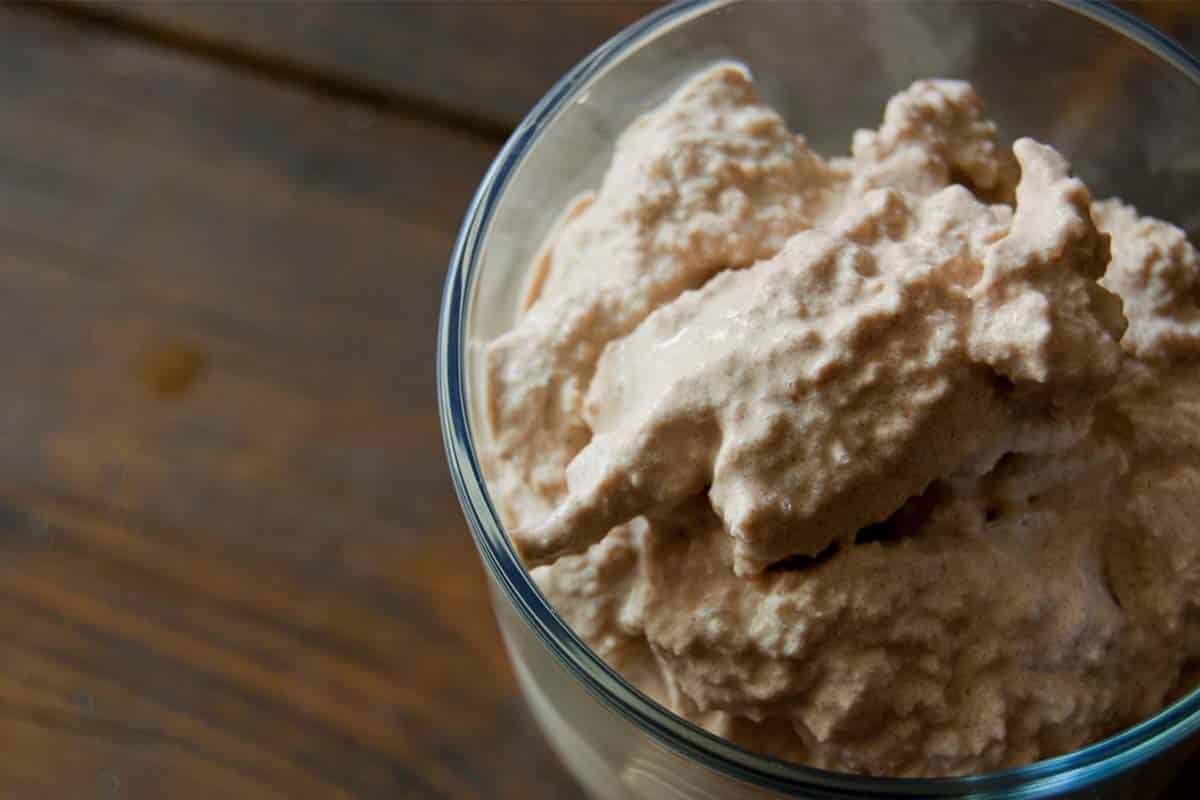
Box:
481 64 1200 778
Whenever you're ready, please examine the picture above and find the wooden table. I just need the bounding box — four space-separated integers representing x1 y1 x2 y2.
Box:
0 3 1196 798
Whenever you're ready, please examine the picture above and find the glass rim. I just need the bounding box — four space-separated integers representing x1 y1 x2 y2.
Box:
437 0 1200 795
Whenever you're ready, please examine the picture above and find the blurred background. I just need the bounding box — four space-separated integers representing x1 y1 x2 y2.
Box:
0 2 1196 798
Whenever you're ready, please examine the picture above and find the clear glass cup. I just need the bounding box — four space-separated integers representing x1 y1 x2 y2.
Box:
437 1 1200 797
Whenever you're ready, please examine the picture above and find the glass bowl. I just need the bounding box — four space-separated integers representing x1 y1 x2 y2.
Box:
438 1 1200 797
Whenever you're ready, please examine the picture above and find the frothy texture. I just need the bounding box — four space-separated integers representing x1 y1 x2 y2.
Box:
481 64 1200 777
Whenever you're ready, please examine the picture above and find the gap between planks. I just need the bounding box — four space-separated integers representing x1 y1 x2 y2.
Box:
16 0 513 143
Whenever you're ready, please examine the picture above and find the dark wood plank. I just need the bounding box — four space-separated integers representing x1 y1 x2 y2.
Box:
92 0 663 132
2 3 1199 798
85 1 1200 139
0 8 581 798
1120 0 1200 51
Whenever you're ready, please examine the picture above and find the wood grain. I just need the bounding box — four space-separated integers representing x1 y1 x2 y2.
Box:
87 0 663 132
80 0 1200 141
0 8 581 798
1120 0 1200 50
1 1 1198 798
